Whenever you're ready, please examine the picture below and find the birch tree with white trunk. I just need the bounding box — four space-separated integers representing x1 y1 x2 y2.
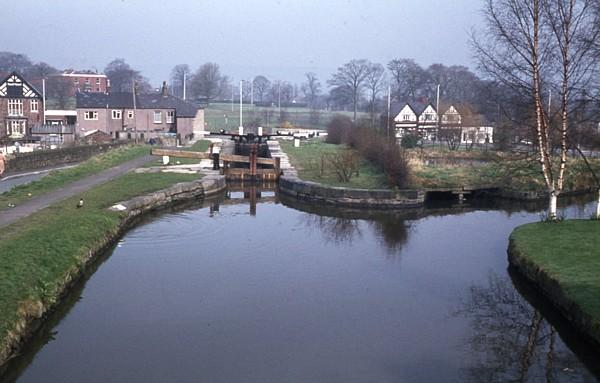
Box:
473 0 599 220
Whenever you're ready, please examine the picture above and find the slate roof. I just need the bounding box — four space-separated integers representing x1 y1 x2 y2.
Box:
76 92 201 118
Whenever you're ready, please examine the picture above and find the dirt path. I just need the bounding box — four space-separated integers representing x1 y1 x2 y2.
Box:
0 155 153 229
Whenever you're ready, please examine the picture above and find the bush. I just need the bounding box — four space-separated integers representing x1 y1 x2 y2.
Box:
401 134 419 149
324 116 410 188
326 115 353 144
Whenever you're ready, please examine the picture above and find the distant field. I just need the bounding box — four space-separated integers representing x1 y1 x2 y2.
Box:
203 103 368 132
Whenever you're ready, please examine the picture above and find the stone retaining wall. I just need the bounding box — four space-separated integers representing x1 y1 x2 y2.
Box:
508 238 600 347
113 175 226 217
278 175 424 208
5 143 129 173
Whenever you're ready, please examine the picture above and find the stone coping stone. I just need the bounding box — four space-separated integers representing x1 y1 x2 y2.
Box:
279 175 424 209
111 175 226 216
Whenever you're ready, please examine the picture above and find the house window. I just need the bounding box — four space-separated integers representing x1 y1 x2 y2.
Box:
166 111 175 123
96 78 101 85
127 110 134 119
8 99 23 116
402 114 410 121
112 110 122 119
84 111 98 120
85 78 90 85
74 79 79 84
7 120 26 137
153 111 162 123
30 99 39 113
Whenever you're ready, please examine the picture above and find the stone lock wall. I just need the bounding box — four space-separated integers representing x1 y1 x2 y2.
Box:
278 175 425 208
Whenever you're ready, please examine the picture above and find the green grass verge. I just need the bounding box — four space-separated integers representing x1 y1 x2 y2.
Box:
0 171 199 356
511 220 600 327
0 145 150 211
280 139 390 189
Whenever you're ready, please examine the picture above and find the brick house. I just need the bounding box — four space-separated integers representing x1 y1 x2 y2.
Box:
0 72 44 142
76 83 204 143
47 70 110 96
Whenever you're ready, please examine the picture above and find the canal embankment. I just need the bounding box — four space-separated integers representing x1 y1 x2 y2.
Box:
277 138 600 207
508 220 600 347
0 171 226 367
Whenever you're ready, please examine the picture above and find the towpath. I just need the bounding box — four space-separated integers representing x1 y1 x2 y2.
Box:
0 155 153 229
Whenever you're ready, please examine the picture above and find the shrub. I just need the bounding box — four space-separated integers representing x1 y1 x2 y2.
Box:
326 115 353 144
401 134 419 149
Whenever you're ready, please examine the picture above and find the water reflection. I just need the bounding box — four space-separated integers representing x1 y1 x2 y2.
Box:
455 272 599 382
2 189 600 382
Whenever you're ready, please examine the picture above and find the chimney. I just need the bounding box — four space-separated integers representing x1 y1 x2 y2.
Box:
161 81 168 97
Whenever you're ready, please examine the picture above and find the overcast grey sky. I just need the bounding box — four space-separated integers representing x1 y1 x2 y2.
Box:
3 0 484 86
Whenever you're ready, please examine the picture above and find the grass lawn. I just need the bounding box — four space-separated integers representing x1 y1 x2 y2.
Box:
0 145 150 212
0 171 199 357
511 220 600 337
280 139 390 189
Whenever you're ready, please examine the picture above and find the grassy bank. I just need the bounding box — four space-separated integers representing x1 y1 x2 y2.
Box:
0 145 149 211
510 220 600 341
0 171 199 360
410 153 600 191
280 139 389 189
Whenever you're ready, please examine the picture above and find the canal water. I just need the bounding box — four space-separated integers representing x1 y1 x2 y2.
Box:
2 191 599 382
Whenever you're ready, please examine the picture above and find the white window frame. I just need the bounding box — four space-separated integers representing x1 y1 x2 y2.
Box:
112 110 122 120
127 110 134 119
166 111 175 123
7 120 26 137
8 99 23 116
153 110 162 124
30 99 39 113
85 78 91 85
96 78 101 85
402 114 410 121
84 111 98 120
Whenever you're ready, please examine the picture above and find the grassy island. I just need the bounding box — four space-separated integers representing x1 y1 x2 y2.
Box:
509 220 600 344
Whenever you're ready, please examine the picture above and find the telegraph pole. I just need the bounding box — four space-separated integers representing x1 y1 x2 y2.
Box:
387 85 391 140
183 72 187 100
239 80 243 136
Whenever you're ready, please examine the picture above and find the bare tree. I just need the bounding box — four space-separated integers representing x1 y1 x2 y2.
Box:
365 63 386 128
0 51 33 74
328 59 370 122
252 75 270 102
473 0 599 219
387 58 427 102
46 77 73 109
190 63 224 101
544 0 600 215
29 62 58 79
104 58 150 93
302 72 321 109
170 64 190 98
